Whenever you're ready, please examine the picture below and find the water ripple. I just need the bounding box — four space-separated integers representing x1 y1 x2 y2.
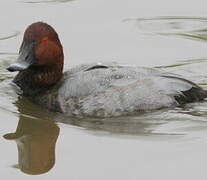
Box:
126 16 207 42
0 31 20 40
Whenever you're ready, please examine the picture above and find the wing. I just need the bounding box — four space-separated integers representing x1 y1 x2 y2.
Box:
59 63 166 98
58 63 207 117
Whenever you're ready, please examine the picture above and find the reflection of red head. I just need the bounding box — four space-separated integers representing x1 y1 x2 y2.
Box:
4 118 59 175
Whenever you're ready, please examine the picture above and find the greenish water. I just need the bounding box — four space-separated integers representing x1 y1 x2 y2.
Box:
1 0 207 179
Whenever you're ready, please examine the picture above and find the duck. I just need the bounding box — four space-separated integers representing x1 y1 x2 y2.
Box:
7 22 207 117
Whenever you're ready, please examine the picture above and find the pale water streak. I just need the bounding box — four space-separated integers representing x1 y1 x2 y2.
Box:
23 0 75 4
127 16 207 42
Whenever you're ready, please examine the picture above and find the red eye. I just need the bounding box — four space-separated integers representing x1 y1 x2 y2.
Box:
41 37 48 43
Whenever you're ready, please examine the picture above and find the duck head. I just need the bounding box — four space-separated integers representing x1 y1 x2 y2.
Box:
7 22 64 87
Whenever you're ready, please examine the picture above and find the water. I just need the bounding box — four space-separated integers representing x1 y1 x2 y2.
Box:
1 0 207 179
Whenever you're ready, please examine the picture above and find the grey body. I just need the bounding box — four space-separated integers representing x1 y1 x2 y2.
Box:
55 62 205 117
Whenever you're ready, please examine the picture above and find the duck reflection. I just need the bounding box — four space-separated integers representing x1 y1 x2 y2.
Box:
3 97 59 175
3 97 177 175
58 112 167 136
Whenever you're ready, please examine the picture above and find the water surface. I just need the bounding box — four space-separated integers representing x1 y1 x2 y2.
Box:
1 0 207 179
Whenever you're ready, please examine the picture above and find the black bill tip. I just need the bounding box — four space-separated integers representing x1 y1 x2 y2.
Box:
7 63 29 72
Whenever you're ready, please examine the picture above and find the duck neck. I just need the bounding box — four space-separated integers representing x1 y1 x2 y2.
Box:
13 64 63 96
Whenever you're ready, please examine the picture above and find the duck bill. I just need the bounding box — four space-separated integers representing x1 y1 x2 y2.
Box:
7 59 31 72
7 40 36 72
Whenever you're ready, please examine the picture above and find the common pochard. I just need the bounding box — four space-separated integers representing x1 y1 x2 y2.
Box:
7 22 207 117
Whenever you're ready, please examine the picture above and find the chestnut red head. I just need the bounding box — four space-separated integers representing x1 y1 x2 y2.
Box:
7 22 64 72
